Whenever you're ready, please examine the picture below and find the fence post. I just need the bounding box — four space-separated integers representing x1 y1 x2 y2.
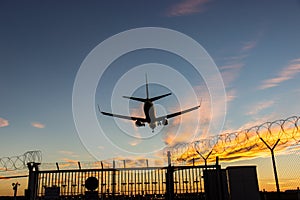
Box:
166 151 174 200
216 156 225 200
112 160 116 197
27 162 40 200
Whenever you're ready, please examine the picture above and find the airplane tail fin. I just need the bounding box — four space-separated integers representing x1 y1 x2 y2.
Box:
123 73 171 102
146 73 149 99
122 74 149 102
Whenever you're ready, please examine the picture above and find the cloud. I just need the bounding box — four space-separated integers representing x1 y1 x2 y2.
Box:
61 158 78 163
166 0 212 16
129 139 141 146
237 114 278 131
161 99 203 146
241 40 258 52
31 122 45 129
246 100 275 116
218 63 244 103
260 58 300 90
173 114 300 165
0 118 9 127
161 84 226 146
226 89 236 103
58 150 79 158
220 63 244 88
55 159 79 169
177 124 300 164
218 36 260 91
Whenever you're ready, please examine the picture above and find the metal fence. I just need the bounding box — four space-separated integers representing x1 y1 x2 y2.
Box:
35 165 217 199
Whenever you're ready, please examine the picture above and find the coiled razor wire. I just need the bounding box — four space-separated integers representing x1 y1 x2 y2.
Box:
167 116 300 164
0 151 42 171
1 116 300 171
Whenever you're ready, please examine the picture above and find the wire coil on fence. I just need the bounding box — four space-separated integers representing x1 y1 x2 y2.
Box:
0 151 42 171
168 116 300 163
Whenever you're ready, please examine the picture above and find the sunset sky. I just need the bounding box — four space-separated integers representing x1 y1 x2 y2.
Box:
1 0 300 195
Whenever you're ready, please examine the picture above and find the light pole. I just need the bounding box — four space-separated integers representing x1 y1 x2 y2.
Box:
12 182 20 200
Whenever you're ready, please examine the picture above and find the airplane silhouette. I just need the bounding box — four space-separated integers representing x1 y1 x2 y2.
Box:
99 75 200 132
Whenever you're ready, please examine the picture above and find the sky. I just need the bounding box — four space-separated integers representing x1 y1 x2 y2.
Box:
1 0 300 195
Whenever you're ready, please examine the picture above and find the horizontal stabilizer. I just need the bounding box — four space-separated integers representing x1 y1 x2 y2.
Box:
123 96 147 102
149 93 172 102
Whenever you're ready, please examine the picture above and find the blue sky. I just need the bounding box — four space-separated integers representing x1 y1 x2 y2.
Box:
1 0 300 193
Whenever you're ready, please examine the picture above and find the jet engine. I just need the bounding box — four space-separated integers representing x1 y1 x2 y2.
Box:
135 120 145 127
163 119 168 126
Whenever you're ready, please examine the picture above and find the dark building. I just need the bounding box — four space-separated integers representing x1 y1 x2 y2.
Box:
226 166 260 200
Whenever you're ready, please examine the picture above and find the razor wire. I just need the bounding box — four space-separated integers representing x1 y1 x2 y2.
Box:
167 116 300 164
0 151 42 171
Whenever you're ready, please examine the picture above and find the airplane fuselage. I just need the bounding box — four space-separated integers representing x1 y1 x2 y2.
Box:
144 101 156 130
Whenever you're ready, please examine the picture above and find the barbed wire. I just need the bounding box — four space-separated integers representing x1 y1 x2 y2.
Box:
0 151 42 171
2 117 299 171
167 116 300 164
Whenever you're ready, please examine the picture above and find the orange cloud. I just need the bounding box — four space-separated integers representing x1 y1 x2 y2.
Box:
31 122 45 128
62 158 78 163
59 150 79 158
260 58 300 90
0 117 9 127
162 108 202 146
55 160 79 170
166 0 211 16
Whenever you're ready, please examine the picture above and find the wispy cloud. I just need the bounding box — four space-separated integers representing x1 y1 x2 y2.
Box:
217 35 261 103
61 158 78 163
226 89 236 103
31 122 45 129
237 114 278 131
219 38 258 92
218 63 244 103
246 100 275 116
98 145 105 150
260 58 300 90
220 63 244 87
0 118 9 128
162 86 221 146
241 40 258 52
166 0 212 17
59 150 79 158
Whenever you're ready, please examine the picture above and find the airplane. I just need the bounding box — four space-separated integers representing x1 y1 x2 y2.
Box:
98 75 201 132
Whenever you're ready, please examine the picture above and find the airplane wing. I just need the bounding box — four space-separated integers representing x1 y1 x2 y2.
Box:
98 105 147 122
155 105 200 122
